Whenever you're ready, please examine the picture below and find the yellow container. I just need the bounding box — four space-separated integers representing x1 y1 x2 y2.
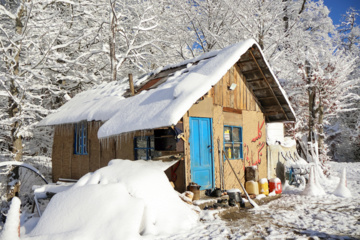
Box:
258 178 269 196
245 181 259 195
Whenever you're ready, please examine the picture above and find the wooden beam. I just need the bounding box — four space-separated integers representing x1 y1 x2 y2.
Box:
241 69 260 75
223 107 242 114
252 87 269 92
128 73 135 96
258 96 276 101
252 86 280 92
237 57 263 64
136 77 162 93
264 111 282 116
249 49 289 121
247 77 264 83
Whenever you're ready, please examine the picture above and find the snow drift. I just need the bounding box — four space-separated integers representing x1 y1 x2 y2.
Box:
25 160 199 240
302 165 325 196
333 168 352 198
1 197 21 240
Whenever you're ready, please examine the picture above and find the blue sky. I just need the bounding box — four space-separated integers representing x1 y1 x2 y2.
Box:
323 0 360 25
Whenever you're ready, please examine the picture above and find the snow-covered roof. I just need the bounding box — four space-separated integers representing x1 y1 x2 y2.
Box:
39 39 296 139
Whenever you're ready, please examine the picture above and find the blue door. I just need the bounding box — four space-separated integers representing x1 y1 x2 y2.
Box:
189 117 214 190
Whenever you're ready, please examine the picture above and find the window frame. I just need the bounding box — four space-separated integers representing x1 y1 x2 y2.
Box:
74 121 88 155
223 125 243 160
134 136 154 160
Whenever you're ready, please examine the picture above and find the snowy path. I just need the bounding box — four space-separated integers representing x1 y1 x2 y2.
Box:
161 162 360 240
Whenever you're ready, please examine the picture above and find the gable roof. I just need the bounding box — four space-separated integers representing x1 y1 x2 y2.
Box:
39 39 296 139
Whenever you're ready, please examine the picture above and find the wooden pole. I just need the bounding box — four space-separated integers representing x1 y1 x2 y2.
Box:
223 151 257 208
129 73 135 96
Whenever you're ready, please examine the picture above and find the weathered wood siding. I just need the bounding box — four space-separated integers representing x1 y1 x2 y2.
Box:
184 65 267 191
211 65 260 112
51 121 137 182
89 122 101 172
52 126 74 181
51 124 187 192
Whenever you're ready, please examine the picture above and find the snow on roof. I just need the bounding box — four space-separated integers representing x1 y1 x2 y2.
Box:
39 39 295 139
37 44 221 128
98 39 259 138
38 80 129 126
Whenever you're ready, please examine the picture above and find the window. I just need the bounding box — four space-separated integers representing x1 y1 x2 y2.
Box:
224 126 243 160
134 136 154 160
74 121 88 155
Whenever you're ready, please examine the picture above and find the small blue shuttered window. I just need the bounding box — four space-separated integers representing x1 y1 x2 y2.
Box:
74 121 88 155
223 126 243 160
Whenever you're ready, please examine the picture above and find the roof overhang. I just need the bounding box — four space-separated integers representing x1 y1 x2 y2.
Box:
237 45 296 122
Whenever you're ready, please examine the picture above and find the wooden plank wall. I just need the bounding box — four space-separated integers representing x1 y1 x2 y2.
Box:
183 64 267 192
115 132 137 160
100 138 116 168
52 121 136 182
212 65 260 112
52 123 187 192
89 122 101 172
52 126 73 181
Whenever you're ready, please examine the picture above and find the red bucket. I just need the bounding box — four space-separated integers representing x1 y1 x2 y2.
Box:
269 178 282 194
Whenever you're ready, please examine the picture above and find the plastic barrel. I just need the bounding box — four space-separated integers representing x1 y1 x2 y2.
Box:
258 178 269 195
269 178 282 194
245 181 259 195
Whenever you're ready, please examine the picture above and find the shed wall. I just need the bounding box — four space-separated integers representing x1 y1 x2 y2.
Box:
51 122 137 182
52 123 186 192
183 65 267 191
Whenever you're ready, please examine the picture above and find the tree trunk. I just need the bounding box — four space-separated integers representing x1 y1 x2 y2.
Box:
304 60 316 143
307 86 316 142
282 0 289 33
9 5 25 161
318 103 324 156
109 0 117 81
7 3 25 200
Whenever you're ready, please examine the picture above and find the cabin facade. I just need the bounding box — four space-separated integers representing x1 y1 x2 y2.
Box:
41 39 296 193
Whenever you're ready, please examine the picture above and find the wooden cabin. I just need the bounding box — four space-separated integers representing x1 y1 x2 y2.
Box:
40 39 296 193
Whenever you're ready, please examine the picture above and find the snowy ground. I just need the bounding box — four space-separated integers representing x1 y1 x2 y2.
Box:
1 161 359 239
160 161 360 240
